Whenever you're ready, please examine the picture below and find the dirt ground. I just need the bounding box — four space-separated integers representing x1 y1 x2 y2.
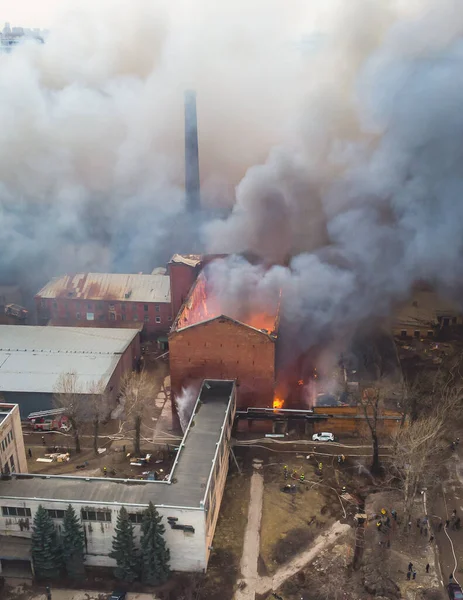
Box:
195 469 251 600
259 455 339 575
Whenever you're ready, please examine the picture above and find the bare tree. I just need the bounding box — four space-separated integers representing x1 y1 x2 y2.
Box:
359 387 382 475
53 371 85 453
87 379 111 456
391 382 463 513
119 371 153 456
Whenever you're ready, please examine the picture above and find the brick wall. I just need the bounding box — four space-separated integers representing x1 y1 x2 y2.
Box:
168 263 198 319
35 297 171 334
169 317 275 410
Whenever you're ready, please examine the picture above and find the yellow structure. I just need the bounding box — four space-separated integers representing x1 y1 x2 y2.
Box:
0 403 27 475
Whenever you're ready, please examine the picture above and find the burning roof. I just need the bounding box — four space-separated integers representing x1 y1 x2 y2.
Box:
173 272 280 335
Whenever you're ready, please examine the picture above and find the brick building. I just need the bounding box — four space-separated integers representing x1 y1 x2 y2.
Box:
169 272 278 411
35 273 171 336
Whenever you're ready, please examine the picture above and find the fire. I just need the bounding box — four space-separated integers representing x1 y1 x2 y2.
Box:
273 397 285 410
298 379 303 386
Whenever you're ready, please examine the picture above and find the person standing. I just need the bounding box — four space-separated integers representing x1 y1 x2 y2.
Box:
28 448 32 459
407 571 411 580
413 570 417 580
426 564 430 573
408 562 413 572
41 436 45 445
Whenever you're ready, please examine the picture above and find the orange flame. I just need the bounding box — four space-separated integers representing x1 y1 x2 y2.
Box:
273 397 285 411
298 379 304 386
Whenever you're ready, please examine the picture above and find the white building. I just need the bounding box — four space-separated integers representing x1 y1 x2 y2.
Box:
0 380 236 576
0 325 141 417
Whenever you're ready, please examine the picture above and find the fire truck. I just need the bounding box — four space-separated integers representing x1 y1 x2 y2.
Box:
27 409 70 432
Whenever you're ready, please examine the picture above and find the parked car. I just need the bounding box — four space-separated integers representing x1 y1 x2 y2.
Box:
448 583 463 600
312 432 335 442
109 592 127 600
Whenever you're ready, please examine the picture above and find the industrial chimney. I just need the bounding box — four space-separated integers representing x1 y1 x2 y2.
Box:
184 90 200 212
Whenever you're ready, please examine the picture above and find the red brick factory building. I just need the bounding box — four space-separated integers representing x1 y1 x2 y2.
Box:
35 272 172 337
169 271 278 412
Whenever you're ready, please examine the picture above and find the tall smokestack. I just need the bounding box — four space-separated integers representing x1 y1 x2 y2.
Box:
184 90 200 212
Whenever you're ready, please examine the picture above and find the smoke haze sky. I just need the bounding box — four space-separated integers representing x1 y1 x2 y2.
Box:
1 0 463 352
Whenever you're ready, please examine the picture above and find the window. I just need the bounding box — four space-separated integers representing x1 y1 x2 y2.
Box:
155 305 160 313
109 304 115 311
98 314 105 321
453 317 458 325
86 312 94 321
128 513 144 524
414 330 420 339
47 509 65 519
122 314 126 321
400 330 407 338
168 316 172 322
53 301 58 309
76 312 81 320
9 456 15 472
109 313 116 321
81 510 111 522
155 317 161 324
87 303 93 310
144 315 150 323
121 303 126 312
427 330 434 338
144 304 148 312
2 506 31 517
133 315 138 322
41 299 47 308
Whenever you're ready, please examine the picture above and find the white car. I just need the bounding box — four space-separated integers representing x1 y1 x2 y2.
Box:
312 432 335 442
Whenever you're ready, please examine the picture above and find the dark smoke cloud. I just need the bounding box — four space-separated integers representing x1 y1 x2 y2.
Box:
204 0 463 356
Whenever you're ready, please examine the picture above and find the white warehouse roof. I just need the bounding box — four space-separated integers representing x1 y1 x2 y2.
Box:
0 326 139 394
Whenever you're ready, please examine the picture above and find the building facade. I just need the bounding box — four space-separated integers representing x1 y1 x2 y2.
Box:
35 273 172 336
0 404 27 475
169 316 276 410
0 381 236 576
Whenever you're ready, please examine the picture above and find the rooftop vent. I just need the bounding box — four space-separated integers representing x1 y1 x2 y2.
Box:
125 291 132 299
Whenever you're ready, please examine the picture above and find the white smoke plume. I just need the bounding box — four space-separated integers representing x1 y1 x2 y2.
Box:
0 0 313 289
203 0 463 354
2 0 463 351
175 386 196 433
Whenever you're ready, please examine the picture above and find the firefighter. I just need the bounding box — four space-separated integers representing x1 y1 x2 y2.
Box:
341 486 347 495
299 473 305 483
41 436 45 445
376 520 382 531
318 462 323 471
284 465 288 480
103 466 107 476
341 454 346 463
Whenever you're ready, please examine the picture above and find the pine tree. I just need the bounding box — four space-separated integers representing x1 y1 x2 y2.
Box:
140 502 170 585
31 505 62 580
110 506 139 582
62 504 85 578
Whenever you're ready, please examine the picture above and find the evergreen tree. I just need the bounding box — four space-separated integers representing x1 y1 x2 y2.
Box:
110 506 139 582
31 505 62 579
62 504 85 578
140 502 170 585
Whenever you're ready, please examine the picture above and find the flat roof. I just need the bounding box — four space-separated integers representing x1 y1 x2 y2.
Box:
0 380 235 509
394 290 462 329
169 254 202 268
36 273 171 304
0 326 139 394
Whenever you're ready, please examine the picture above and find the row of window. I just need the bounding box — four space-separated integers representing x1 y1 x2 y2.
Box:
46 300 164 313
1 429 13 453
2 506 30 517
2 506 144 524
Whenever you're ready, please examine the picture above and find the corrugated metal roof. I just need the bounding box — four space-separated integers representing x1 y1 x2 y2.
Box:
169 254 202 268
0 326 139 394
36 273 171 303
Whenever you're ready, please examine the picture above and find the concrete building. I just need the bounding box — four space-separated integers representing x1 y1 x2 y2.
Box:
0 404 27 476
35 273 171 336
0 326 140 416
0 380 236 576
169 273 278 411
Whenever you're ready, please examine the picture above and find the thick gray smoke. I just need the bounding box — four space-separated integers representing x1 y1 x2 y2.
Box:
204 0 463 355
0 0 311 288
